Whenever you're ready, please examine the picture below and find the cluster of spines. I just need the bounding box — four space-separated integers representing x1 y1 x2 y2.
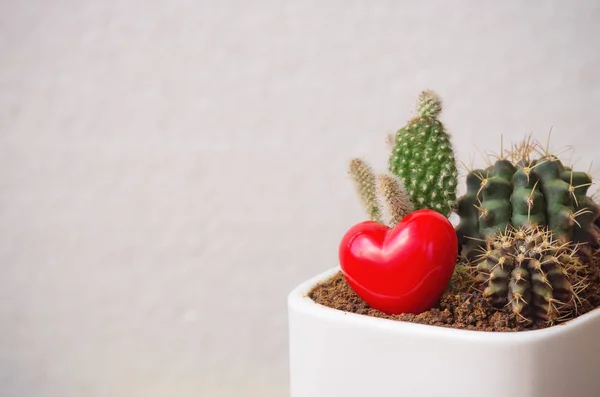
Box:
473 225 585 325
388 91 458 216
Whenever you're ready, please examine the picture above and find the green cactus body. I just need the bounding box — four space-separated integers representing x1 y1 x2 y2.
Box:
455 170 484 259
478 160 516 238
534 157 575 243
510 162 547 229
474 225 579 324
456 146 600 258
388 91 458 216
560 170 600 247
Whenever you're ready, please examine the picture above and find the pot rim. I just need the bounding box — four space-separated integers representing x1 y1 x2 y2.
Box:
288 266 600 343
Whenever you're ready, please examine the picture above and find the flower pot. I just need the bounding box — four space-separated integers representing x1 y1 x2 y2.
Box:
288 267 600 397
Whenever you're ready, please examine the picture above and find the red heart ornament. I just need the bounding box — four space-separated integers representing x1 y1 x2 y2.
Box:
339 209 458 315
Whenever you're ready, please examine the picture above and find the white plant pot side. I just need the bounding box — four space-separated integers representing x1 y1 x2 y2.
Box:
288 267 600 397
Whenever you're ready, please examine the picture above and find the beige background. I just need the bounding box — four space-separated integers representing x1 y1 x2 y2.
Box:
2 1 600 396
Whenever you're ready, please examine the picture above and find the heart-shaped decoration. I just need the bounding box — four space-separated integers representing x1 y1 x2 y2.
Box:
339 209 458 315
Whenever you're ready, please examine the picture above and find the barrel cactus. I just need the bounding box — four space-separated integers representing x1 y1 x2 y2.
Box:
456 138 600 259
473 224 584 324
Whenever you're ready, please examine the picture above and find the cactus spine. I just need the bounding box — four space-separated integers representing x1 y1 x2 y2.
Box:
474 225 583 324
388 90 459 216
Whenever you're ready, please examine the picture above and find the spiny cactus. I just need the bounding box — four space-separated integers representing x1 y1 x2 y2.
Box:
456 137 600 259
375 173 415 227
348 158 381 222
348 158 414 227
473 224 585 324
348 90 459 223
388 90 459 216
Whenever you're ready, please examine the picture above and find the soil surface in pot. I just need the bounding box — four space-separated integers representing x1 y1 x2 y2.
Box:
309 263 600 331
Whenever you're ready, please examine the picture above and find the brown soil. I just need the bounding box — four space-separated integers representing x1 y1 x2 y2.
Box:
309 261 600 332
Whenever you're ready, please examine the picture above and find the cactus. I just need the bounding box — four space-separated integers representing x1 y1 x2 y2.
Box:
456 138 600 259
473 224 584 324
347 90 458 224
375 173 414 228
388 90 459 216
348 158 381 222
348 158 414 227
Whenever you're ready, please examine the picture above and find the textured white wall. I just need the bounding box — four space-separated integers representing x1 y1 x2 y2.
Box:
1 1 600 396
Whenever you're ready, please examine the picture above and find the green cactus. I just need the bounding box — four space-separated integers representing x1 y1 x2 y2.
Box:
347 90 459 223
456 139 600 259
455 170 485 258
473 224 583 324
388 90 459 216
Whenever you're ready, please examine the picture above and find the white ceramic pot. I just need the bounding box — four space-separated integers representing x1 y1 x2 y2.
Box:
288 267 600 397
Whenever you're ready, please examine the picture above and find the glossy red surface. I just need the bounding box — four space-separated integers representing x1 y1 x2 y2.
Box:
338 209 458 315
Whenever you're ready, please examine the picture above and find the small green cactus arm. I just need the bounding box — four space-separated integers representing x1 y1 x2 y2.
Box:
533 157 575 243
375 172 414 228
348 158 380 222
